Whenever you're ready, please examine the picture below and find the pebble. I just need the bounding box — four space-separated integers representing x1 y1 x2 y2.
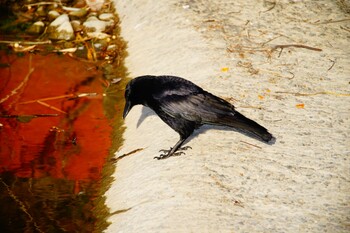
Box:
83 16 108 32
87 32 110 39
69 8 88 18
85 0 105 11
48 10 60 21
36 5 47 17
107 44 116 51
99 13 114 21
48 14 75 40
6 0 121 61
26 21 45 35
71 20 83 32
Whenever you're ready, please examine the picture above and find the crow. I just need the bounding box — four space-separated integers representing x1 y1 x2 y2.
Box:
123 75 273 159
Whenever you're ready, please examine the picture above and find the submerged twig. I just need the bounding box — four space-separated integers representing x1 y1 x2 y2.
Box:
0 178 45 232
19 93 98 104
36 100 67 114
0 40 51 45
0 114 59 118
0 56 34 104
25 2 61 7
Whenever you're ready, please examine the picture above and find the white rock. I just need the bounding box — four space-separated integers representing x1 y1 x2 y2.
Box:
83 16 108 32
50 14 69 27
107 44 116 51
86 0 105 11
99 13 114 21
48 10 60 21
71 20 82 32
48 14 75 40
27 21 45 34
48 11 60 20
87 32 110 39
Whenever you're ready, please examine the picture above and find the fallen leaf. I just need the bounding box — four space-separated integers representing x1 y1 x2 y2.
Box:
296 103 305 109
221 67 229 72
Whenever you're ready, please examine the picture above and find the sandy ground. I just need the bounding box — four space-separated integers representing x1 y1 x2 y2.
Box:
105 0 350 232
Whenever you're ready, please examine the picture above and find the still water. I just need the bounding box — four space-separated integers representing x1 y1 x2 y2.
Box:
0 51 126 232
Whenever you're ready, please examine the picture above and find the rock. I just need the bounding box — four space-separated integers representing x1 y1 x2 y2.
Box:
83 16 108 32
71 20 83 32
36 5 47 17
68 8 88 18
99 13 114 21
26 21 45 35
47 14 75 40
87 32 110 39
85 0 105 11
107 44 116 51
48 10 60 21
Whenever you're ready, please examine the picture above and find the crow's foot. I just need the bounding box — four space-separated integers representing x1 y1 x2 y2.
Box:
154 146 192 160
158 146 192 154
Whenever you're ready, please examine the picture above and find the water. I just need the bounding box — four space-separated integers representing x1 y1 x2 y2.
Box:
0 51 127 232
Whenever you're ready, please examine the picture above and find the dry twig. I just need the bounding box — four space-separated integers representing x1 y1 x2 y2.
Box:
272 44 322 57
110 148 144 163
240 140 262 149
312 18 350 24
275 91 350 97
328 59 336 71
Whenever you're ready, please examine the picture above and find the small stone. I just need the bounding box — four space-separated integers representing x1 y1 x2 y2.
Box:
107 44 116 51
99 13 114 21
86 0 105 11
36 5 47 17
94 43 102 49
69 8 88 18
47 3 59 11
71 20 83 32
26 21 45 35
47 14 75 40
83 16 108 32
48 10 60 21
87 32 110 39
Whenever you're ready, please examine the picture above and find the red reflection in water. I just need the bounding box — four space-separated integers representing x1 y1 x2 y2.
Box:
0 52 115 187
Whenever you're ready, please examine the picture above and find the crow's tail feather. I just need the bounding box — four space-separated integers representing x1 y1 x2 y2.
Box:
221 112 273 142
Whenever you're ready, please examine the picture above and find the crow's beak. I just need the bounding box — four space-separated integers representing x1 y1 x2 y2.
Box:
123 100 131 119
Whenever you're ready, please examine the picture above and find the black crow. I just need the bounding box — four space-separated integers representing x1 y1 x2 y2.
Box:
123 75 273 159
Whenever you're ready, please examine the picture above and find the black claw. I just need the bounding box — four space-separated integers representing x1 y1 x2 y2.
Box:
179 146 192 151
155 145 192 160
154 154 168 160
159 148 171 153
154 151 187 160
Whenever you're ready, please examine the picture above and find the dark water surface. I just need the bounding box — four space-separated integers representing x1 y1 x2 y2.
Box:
0 51 126 232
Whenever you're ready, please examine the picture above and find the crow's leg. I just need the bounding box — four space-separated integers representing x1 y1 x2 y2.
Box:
159 146 192 153
154 137 190 160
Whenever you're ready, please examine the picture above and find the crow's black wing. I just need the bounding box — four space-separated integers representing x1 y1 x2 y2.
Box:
154 90 236 124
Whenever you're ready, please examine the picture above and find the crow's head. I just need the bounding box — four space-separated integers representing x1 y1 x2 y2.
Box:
123 76 155 119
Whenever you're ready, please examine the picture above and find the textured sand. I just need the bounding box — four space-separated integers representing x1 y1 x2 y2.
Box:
106 1 350 232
